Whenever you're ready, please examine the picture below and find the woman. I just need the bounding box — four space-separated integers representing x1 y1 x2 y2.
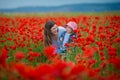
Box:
44 20 66 53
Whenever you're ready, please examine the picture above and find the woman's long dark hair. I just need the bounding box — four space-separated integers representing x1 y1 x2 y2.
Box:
44 20 56 47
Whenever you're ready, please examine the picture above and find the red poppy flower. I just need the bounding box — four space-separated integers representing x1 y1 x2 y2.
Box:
0 47 8 67
14 52 26 60
28 48 33 51
64 43 70 47
28 56 34 61
44 45 57 57
88 68 100 78
86 35 95 42
99 33 106 39
10 45 16 50
28 51 41 57
115 37 120 42
83 47 97 58
109 57 120 70
108 47 117 57
71 64 85 75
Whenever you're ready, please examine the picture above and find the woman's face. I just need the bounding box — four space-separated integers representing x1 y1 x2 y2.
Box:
51 24 58 35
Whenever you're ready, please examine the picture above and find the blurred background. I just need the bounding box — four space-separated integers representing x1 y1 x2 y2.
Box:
0 0 120 12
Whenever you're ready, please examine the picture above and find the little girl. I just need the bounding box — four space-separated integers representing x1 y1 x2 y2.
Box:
58 21 78 54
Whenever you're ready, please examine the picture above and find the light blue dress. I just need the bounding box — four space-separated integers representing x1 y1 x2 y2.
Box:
61 33 71 51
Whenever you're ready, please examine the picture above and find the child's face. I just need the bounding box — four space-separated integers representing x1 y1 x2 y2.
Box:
66 26 73 34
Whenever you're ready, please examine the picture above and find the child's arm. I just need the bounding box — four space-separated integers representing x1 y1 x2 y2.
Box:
58 31 66 53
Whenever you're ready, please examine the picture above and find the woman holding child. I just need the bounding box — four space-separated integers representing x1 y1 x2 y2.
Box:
44 20 77 54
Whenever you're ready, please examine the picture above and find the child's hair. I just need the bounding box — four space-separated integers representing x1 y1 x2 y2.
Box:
65 21 78 32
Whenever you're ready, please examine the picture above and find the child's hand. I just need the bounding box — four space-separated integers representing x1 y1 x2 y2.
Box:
60 37 63 41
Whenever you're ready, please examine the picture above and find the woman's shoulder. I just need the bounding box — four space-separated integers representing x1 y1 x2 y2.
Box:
58 26 66 31
58 26 66 38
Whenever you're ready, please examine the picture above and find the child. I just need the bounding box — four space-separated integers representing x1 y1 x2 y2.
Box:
58 21 78 54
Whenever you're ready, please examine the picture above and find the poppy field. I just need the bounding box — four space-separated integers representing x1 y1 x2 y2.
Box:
0 12 120 80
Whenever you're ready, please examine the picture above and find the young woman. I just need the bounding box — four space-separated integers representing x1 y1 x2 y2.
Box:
44 20 66 53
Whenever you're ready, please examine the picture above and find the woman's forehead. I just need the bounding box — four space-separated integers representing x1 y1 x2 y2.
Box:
51 24 57 29
53 24 57 27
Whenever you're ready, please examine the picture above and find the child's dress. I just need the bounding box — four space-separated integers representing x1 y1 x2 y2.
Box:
58 31 77 54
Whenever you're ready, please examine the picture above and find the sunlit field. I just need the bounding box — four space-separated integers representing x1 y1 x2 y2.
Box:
0 12 120 80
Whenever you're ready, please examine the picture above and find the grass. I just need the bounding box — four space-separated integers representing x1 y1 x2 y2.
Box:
0 11 120 17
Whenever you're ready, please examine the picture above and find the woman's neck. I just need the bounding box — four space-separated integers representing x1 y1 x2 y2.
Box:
52 34 58 41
